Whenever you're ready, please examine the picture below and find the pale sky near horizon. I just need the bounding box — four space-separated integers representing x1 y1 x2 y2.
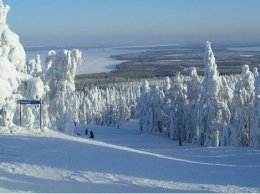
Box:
4 0 260 47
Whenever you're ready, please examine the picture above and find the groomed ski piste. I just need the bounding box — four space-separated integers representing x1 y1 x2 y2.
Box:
0 120 260 193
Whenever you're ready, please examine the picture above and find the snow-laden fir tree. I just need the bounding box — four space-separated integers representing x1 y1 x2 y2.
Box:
219 77 234 146
115 88 131 127
231 65 255 146
252 65 260 148
199 41 223 147
160 77 172 136
27 55 42 77
169 73 188 141
138 80 151 133
147 84 165 134
186 67 202 143
253 67 259 78
44 49 82 133
0 0 32 127
0 0 25 105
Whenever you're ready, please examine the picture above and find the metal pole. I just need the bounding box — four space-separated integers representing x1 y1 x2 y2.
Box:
40 101 42 129
19 101 21 127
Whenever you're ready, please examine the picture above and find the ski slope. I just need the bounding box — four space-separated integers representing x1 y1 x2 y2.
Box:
0 120 260 193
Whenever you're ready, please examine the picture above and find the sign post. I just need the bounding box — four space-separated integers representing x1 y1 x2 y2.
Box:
19 100 43 129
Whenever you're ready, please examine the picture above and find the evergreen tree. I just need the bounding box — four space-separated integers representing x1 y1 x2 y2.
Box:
252 65 260 148
170 73 188 141
138 80 150 133
44 49 82 133
186 67 202 143
231 65 255 146
199 41 222 146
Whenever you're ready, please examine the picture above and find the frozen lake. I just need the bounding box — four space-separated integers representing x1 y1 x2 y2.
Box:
25 47 148 75
229 46 260 52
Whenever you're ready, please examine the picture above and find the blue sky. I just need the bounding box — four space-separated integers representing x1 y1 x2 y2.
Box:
4 0 260 47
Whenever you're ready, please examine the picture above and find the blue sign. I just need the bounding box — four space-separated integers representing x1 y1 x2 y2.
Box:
20 100 42 105
19 100 43 129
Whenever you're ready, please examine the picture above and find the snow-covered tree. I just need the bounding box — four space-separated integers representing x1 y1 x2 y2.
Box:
169 73 188 141
253 67 258 78
218 77 233 146
199 41 223 147
186 67 202 143
148 84 166 134
44 49 82 133
138 80 151 133
252 65 260 148
231 65 255 146
160 77 172 136
27 55 42 77
0 0 33 127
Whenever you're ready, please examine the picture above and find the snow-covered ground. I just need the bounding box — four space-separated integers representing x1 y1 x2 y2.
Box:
0 120 260 193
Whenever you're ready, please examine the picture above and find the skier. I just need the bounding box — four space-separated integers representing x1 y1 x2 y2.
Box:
89 131 94 139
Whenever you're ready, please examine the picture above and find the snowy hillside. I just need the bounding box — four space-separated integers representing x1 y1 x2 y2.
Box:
0 121 260 193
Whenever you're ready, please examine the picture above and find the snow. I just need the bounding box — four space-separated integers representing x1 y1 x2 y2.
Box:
239 54 254 57
75 48 124 75
164 59 182 62
0 120 260 193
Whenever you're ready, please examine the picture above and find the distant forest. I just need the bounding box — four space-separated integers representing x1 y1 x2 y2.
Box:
75 47 260 90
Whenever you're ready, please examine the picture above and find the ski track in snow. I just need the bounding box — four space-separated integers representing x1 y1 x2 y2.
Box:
0 121 260 193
